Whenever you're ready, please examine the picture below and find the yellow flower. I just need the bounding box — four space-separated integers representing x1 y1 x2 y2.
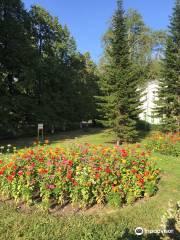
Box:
149 175 155 180
122 159 126 164
112 186 119 192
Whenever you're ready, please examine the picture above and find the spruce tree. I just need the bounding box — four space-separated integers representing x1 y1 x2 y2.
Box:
157 0 180 132
99 0 141 143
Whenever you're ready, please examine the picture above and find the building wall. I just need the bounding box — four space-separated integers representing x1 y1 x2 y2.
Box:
139 80 161 124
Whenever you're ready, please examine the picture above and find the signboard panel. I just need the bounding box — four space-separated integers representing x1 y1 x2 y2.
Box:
38 123 43 130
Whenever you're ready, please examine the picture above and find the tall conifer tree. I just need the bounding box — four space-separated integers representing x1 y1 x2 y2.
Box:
157 0 180 132
99 0 141 143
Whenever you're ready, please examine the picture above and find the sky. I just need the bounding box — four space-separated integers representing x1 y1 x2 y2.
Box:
23 0 175 63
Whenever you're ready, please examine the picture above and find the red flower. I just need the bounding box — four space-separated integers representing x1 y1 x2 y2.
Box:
72 181 78 186
68 160 73 167
18 170 23 176
131 169 137 174
0 160 3 164
13 166 17 170
38 157 44 163
0 170 4 175
67 170 72 179
11 172 16 177
95 173 100 179
6 175 14 182
96 167 102 171
105 167 111 173
139 179 144 184
29 150 34 155
31 163 35 168
120 149 128 158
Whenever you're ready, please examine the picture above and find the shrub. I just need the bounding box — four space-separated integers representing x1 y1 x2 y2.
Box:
0 143 160 209
144 132 180 156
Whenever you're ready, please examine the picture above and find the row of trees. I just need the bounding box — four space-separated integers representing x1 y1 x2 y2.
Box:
0 0 98 137
97 0 180 142
97 0 166 142
0 0 179 140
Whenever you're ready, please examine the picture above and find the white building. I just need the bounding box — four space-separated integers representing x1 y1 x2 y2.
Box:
139 80 160 124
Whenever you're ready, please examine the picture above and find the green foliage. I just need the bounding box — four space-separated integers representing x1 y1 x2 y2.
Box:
98 1 141 143
156 0 180 132
144 182 157 197
0 0 36 137
107 192 122 207
100 8 167 86
0 1 99 138
144 132 180 156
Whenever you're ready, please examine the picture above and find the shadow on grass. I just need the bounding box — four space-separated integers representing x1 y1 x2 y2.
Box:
0 127 104 150
104 130 151 145
137 129 151 142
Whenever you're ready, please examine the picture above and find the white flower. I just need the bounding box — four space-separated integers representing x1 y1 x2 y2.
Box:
7 144 11 148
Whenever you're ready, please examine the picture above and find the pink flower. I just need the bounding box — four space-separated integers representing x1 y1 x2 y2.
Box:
18 170 23 176
47 161 52 166
48 184 56 189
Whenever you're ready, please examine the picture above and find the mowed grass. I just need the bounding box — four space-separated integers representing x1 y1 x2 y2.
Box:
0 128 115 149
0 129 179 240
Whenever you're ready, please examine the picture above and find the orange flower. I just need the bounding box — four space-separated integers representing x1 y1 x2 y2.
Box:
144 171 149 176
136 174 142 179
25 171 31 176
7 162 14 168
38 168 48 174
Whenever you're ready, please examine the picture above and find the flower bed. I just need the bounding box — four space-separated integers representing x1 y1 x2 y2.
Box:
144 132 180 156
0 143 160 208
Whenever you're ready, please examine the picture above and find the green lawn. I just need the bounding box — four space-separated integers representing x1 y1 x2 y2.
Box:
0 128 114 149
0 129 179 240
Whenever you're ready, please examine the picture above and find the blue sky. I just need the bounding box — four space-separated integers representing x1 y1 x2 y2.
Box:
23 0 175 63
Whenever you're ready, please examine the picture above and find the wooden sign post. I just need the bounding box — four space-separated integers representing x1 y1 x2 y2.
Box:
38 123 44 141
